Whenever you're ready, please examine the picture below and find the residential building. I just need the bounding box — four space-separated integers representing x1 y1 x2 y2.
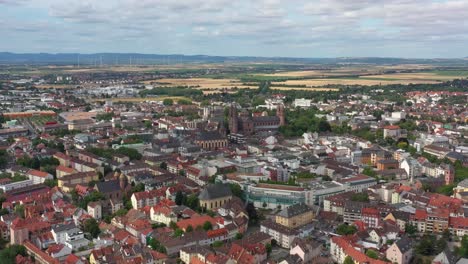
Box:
275 203 315 228
386 237 413 264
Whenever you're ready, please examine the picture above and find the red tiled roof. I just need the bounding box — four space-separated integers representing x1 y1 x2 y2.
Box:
413 209 427 221
384 125 400 130
27 169 50 178
207 227 228 238
45 243 65 254
449 217 468 229
177 215 217 230
56 165 75 174
64 254 81 264
331 236 390 264
362 207 379 216
149 250 168 260
24 241 60 264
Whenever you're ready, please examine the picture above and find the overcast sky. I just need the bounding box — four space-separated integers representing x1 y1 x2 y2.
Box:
1 0 467 58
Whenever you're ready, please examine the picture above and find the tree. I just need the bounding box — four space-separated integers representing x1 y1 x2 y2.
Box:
168 221 177 230
246 202 259 225
212 241 223 247
405 224 417 235
265 243 272 255
175 191 184 206
262 201 267 208
160 162 167 170
185 194 199 211
336 224 357 235
343 256 354 264
317 120 331 132
362 167 377 177
366 249 379 259
43 179 57 188
203 221 213 231
116 147 142 160
0 208 9 216
163 98 174 106
229 183 244 200
132 183 145 193
115 208 128 217
186 225 193 232
436 184 456 196
83 219 100 238
456 235 468 258
322 175 332 181
0 245 27 263
174 228 184 237
14 204 24 218
351 192 369 202
397 141 408 149
177 99 192 105
235 233 243 240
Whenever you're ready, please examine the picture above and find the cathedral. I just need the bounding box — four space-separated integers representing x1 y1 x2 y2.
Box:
228 103 285 136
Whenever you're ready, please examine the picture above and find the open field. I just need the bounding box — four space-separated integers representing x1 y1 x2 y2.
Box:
147 78 258 89
270 87 339 91
255 70 359 77
273 78 441 87
364 72 468 81
35 84 77 89
91 96 191 103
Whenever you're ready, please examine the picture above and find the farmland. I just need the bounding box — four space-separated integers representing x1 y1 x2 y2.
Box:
91 96 191 103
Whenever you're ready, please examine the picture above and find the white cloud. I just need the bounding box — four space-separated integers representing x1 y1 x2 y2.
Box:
0 0 467 57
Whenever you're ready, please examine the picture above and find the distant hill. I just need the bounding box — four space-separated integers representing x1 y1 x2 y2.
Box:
0 52 467 66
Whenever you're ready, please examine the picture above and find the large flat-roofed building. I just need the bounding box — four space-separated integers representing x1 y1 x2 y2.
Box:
3 111 56 119
0 128 29 138
337 174 377 192
306 181 345 206
0 179 34 192
246 183 306 209
59 111 97 130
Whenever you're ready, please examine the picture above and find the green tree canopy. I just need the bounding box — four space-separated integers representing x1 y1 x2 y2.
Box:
83 218 101 238
336 224 357 235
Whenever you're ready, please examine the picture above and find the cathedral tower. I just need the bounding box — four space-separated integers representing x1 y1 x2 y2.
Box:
228 103 238 134
277 104 285 126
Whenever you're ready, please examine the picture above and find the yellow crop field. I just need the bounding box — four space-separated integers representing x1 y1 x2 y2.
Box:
364 73 466 81
146 78 257 89
35 84 76 89
91 96 190 103
273 78 441 87
270 87 339 91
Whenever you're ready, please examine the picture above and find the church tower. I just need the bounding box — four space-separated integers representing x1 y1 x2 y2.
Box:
228 103 238 134
119 173 128 190
277 104 285 126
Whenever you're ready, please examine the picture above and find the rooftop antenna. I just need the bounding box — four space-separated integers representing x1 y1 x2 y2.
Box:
100 55 103 67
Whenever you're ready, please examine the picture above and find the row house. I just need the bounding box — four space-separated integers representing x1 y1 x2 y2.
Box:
77 150 106 166
448 217 468 237
362 207 381 228
131 188 167 209
260 220 303 248
410 209 450 234
421 162 455 185
423 144 450 159
330 236 390 264
26 169 53 184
